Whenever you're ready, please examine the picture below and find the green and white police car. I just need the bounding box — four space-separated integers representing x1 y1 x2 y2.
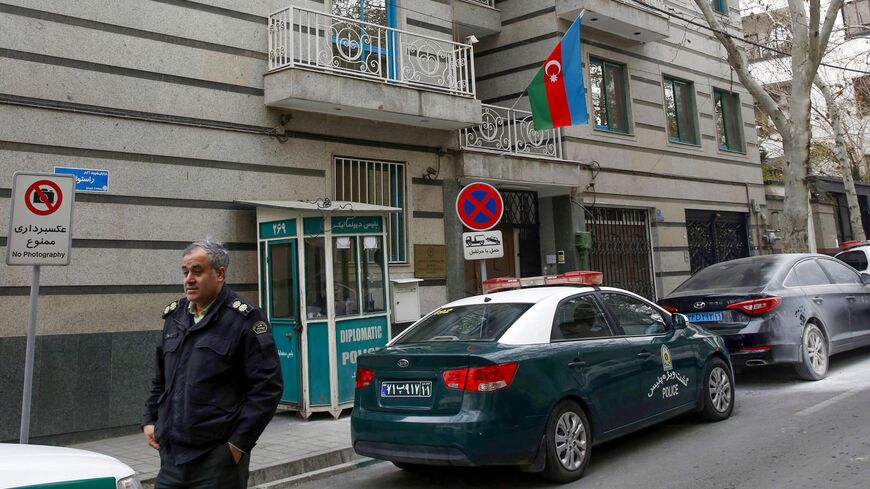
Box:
351 272 734 483
0 444 142 489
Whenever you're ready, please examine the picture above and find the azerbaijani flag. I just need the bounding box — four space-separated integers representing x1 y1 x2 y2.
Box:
528 15 588 130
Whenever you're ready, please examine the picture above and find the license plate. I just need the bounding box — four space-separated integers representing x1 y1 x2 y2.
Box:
380 381 432 398
686 311 724 323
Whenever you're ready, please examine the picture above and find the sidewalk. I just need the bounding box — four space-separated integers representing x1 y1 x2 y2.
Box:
68 409 368 488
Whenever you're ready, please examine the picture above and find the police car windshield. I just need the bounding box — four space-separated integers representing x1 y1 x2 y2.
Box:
395 304 531 344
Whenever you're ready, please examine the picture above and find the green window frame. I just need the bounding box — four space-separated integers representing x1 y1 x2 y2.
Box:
714 89 745 152
334 157 406 263
589 57 630 133
711 0 727 14
663 77 699 145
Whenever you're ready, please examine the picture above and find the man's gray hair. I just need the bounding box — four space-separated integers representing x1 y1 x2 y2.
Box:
184 238 230 271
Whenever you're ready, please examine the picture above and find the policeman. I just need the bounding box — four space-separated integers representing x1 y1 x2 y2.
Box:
142 239 283 488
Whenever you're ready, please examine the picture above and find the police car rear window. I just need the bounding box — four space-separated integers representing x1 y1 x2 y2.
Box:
395 304 532 344
837 250 868 272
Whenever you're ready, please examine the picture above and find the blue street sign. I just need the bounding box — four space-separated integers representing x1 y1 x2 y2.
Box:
54 167 109 192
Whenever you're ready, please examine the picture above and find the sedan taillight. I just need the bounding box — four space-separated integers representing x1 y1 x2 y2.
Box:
660 305 678 313
726 297 783 317
442 362 519 392
355 367 374 389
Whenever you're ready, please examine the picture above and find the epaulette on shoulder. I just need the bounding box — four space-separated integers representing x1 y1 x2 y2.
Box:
228 297 254 317
162 298 182 319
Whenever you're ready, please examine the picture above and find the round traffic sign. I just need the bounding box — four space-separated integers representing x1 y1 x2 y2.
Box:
455 182 503 231
24 180 64 216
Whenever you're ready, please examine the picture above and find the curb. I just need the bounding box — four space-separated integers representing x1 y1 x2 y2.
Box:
252 457 382 488
141 446 360 488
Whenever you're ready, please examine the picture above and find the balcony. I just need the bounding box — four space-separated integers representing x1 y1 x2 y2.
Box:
556 0 669 44
458 105 583 187
266 6 481 130
453 0 501 41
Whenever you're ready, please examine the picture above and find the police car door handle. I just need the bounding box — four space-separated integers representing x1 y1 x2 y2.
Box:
845 296 856 302
637 351 652 359
568 358 586 368
812 297 823 304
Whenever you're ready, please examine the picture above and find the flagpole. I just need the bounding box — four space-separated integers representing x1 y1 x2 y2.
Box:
509 89 527 111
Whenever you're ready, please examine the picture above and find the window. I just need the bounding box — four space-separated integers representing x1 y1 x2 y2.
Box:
788 260 832 287
552 295 612 341
714 89 744 152
663 77 698 144
304 238 327 320
334 157 406 262
837 250 869 272
361 236 386 313
329 1 396 77
394 304 532 344
333 236 360 317
854 75 870 116
818 259 862 284
601 293 668 336
842 0 870 38
589 58 630 133
766 25 792 57
712 0 727 14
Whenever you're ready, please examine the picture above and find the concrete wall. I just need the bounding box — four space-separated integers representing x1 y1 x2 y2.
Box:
473 0 766 297
0 0 456 441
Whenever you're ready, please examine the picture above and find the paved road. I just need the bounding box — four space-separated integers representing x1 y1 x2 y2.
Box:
295 346 870 488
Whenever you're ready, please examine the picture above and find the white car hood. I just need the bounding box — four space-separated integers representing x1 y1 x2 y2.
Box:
0 444 134 487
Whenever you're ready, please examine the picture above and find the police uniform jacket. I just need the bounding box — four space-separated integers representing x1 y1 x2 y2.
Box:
142 285 283 465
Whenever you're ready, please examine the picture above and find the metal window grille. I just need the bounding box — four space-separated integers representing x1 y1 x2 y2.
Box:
334 157 406 263
586 207 655 300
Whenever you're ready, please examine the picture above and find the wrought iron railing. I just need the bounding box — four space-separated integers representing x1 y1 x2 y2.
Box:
619 0 668 17
460 104 563 159
268 6 476 98
461 0 496 7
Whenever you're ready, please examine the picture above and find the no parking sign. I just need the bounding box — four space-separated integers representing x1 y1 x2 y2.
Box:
455 182 504 231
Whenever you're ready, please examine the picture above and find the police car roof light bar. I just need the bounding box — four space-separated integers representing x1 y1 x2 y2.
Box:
482 271 604 293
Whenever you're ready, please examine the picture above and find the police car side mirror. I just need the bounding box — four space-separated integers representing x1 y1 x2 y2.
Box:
672 313 689 330
862 272 870 285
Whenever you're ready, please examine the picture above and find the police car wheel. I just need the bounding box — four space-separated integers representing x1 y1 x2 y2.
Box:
698 357 734 422
541 400 591 483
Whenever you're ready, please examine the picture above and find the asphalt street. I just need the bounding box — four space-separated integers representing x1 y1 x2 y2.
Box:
294 346 870 488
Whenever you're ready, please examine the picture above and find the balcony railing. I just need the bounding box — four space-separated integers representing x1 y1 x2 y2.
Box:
461 0 496 7
621 0 667 16
268 6 476 98
461 104 563 160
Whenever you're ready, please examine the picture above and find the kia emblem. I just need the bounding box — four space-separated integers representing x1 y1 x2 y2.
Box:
694 302 706 309
397 359 410 368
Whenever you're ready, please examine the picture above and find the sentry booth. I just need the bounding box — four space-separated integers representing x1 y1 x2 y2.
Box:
241 200 399 418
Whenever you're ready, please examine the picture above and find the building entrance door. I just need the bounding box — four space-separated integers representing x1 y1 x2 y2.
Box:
264 239 301 405
587 207 655 300
685 210 749 274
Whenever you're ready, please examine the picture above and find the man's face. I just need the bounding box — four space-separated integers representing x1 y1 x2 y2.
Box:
182 247 225 308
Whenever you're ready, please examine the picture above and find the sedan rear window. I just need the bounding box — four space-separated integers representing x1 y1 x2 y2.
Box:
674 259 779 291
395 304 532 344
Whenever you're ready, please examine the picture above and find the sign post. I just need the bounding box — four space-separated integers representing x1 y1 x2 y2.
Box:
455 183 504 284
7 172 75 443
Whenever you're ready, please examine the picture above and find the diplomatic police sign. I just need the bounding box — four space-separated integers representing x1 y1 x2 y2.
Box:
6 173 75 266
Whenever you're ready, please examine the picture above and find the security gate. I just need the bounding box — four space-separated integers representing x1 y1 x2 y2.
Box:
685 210 749 274
587 207 655 300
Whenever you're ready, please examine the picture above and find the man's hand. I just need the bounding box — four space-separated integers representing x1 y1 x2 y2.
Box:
143 424 160 449
228 443 242 464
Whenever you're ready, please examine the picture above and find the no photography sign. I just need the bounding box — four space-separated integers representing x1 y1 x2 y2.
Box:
7 173 75 266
